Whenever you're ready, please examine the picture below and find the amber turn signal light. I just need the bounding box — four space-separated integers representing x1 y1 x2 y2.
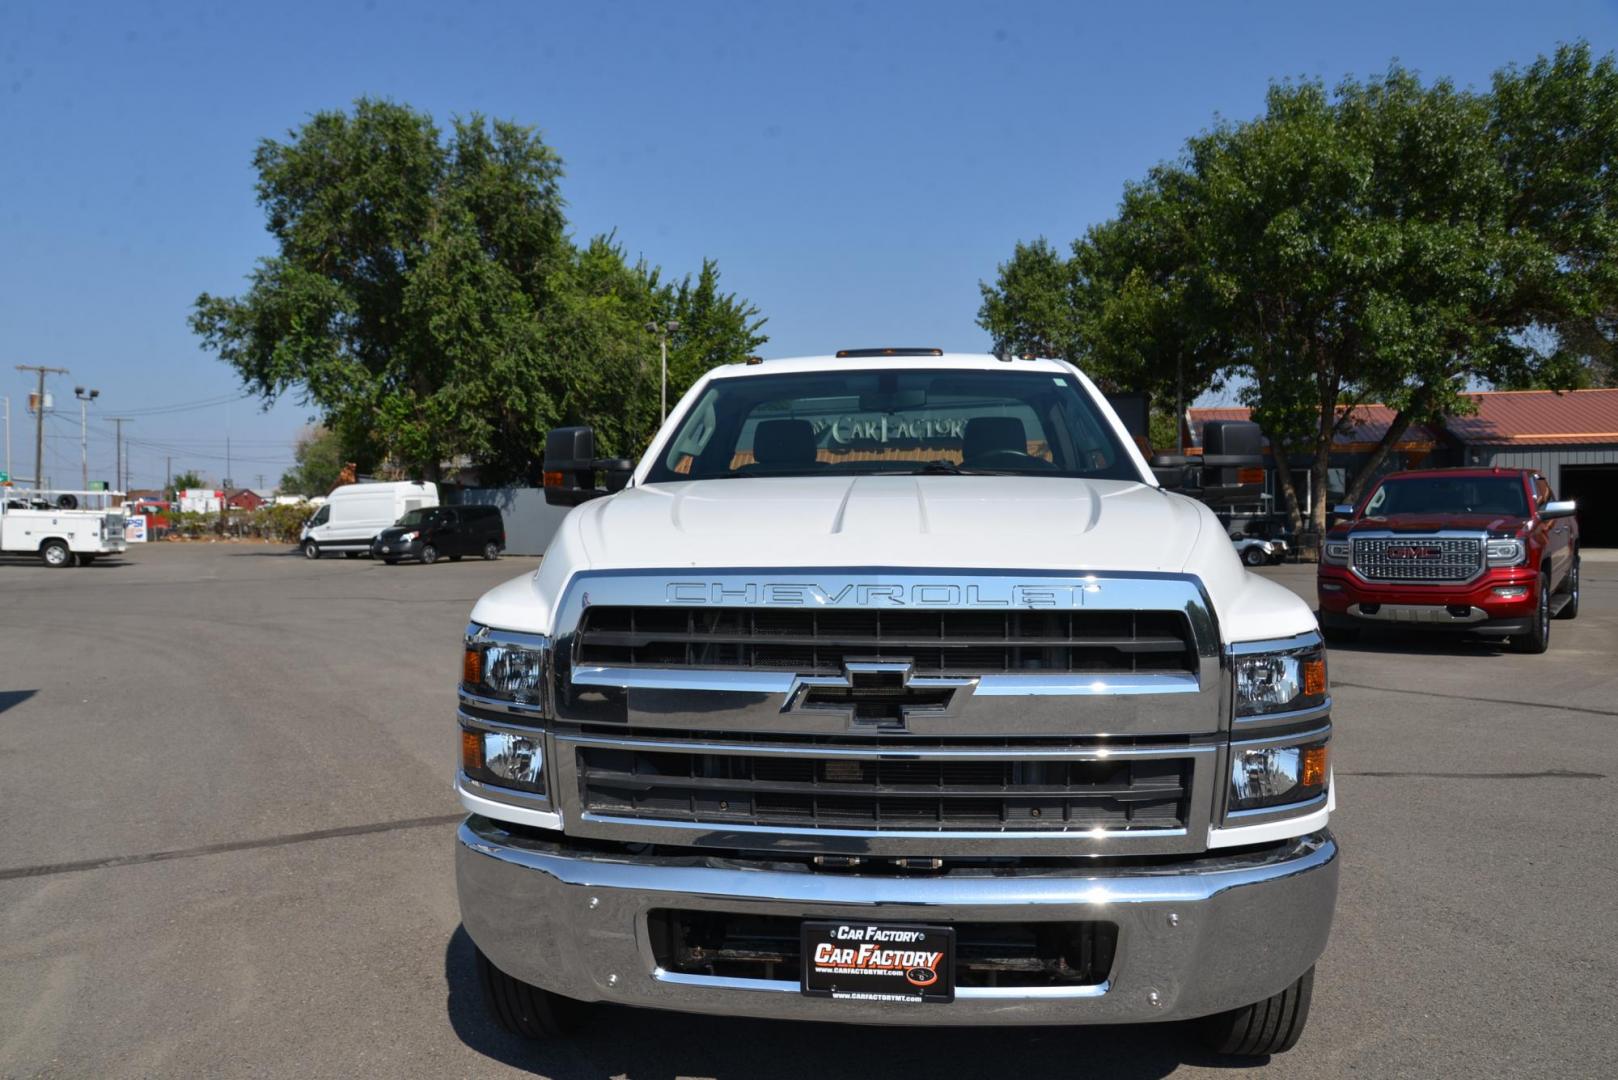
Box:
463 647 481 687
1302 658 1326 698
542 470 565 488
461 730 483 772
1301 744 1329 789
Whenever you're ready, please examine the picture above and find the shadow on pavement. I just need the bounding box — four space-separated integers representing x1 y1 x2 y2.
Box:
0 690 38 714
444 926 1255 1078
1320 628 1511 657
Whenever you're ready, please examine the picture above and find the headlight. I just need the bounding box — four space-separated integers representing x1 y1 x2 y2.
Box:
463 625 549 711
1233 644 1326 717
1230 739 1329 812
400 530 419 542
1321 540 1350 565
461 728 546 795
1486 537 1525 566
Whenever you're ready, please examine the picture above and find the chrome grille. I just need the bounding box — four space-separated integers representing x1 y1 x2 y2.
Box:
575 743 1192 832
1352 536 1482 582
575 606 1197 675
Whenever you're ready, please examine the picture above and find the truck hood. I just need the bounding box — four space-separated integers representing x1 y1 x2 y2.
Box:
569 476 1205 573
1348 512 1525 535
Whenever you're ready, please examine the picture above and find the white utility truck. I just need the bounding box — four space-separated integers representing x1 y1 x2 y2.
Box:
1 489 128 567
455 350 1337 1058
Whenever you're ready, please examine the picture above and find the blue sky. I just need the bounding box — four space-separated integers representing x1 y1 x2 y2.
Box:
2 0 1614 489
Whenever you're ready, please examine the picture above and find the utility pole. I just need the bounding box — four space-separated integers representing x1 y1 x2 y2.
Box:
2 395 10 483
16 364 68 490
108 417 133 493
166 455 172 498
644 320 680 423
74 386 100 491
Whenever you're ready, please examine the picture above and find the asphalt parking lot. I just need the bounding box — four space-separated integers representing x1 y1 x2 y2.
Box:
3 543 1616 1078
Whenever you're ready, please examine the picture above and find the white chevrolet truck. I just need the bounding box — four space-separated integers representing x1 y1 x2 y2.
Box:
456 350 1337 1057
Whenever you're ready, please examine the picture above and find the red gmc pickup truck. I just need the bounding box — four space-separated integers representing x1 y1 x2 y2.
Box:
1317 467 1580 653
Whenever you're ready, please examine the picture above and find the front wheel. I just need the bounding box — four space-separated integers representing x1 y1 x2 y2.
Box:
475 946 585 1040
1509 574 1552 654
482 541 500 561
382 557 399 566
302 541 320 560
1199 966 1314 1058
420 543 439 565
41 540 72 568
1241 546 1267 567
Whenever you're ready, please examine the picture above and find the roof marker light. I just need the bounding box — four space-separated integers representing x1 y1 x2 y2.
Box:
834 348 945 358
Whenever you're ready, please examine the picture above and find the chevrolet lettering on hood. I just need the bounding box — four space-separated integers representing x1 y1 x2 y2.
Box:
664 580 1100 608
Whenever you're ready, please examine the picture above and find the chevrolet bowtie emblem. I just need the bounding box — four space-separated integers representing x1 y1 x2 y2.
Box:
783 661 975 731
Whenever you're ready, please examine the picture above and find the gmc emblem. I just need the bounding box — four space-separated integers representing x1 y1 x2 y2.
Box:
1386 545 1442 559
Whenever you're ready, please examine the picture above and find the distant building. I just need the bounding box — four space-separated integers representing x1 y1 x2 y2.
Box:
1189 388 1618 545
225 488 268 511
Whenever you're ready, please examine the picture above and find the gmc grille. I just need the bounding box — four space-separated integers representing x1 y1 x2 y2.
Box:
576 745 1191 832
575 606 1197 675
1352 536 1482 581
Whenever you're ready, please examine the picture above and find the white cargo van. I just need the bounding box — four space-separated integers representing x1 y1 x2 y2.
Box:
299 481 437 559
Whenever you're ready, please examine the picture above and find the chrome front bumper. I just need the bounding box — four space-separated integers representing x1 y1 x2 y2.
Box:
456 817 1338 1026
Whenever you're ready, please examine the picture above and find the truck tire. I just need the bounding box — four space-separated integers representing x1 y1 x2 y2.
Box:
1554 556 1580 620
483 541 500 561
302 540 320 560
1199 966 1314 1058
1510 573 1552 654
421 543 439 565
1242 546 1267 567
475 946 584 1039
41 540 72 568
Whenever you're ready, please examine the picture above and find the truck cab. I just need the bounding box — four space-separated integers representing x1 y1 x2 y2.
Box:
454 352 1338 1057
1318 467 1580 652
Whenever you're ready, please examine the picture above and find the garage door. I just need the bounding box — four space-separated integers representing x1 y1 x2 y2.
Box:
1559 465 1618 548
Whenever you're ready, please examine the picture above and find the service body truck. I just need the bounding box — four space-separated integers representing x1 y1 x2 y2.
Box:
455 351 1338 1057
1 491 128 567
299 480 437 559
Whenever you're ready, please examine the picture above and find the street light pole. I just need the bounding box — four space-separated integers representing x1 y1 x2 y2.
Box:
75 387 99 491
644 320 680 424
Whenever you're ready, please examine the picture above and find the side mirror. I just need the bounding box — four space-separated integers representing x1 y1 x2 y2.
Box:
1149 453 1192 491
1196 420 1265 506
543 427 635 506
1331 503 1356 518
1540 499 1577 521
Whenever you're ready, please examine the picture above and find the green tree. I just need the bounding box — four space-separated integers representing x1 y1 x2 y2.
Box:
192 99 765 485
980 45 1618 535
278 426 345 496
169 470 205 495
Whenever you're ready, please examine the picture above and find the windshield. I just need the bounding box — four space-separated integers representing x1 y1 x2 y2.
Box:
1365 476 1529 518
643 368 1139 483
394 508 438 526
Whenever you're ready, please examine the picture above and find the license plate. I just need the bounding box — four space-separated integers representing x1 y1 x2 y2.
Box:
801 921 953 1003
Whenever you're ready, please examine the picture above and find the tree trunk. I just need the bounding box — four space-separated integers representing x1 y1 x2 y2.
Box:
1266 431 1305 534
1343 408 1418 507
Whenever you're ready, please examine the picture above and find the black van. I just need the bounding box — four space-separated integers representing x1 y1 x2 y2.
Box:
371 505 505 565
